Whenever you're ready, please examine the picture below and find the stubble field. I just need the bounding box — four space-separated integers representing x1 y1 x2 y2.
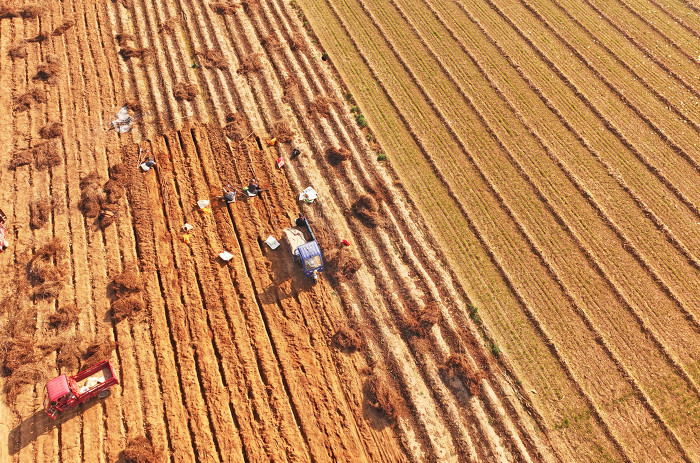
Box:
0 0 698 462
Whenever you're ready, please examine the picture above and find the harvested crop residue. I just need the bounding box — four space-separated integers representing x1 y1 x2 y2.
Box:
173 82 199 101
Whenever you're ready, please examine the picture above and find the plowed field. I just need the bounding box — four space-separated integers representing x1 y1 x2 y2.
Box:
1 0 698 462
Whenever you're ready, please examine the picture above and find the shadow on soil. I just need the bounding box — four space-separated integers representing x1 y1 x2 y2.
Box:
8 397 103 455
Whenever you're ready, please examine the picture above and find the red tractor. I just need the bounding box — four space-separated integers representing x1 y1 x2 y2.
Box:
44 360 119 419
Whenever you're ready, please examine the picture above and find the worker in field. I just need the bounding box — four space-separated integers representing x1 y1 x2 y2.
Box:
246 178 263 196
140 156 156 172
222 185 237 204
295 213 307 227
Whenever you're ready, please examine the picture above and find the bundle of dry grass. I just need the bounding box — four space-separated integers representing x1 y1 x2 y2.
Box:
12 88 46 112
364 373 405 423
8 149 33 169
124 99 142 114
52 19 75 36
30 197 53 229
223 113 246 140
33 280 65 299
195 49 227 70
332 326 362 352
39 121 62 139
110 270 145 322
115 33 134 47
122 436 161 463
239 0 260 12
0 337 34 375
34 141 61 170
288 32 306 52
325 147 350 166
260 34 281 51
307 96 337 117
18 4 40 18
350 194 382 228
82 338 118 369
324 247 362 282
173 81 198 101
272 120 293 143
8 45 28 59
209 1 235 15
26 31 50 43
0 6 19 18
34 55 60 82
237 53 262 75
401 301 440 338
78 172 105 218
48 303 80 329
27 238 65 285
439 354 485 395
157 18 176 35
4 365 44 404
56 341 81 370
119 46 150 60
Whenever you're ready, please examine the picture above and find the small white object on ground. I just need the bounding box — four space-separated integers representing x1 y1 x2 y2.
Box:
299 186 318 203
197 199 210 209
265 236 280 249
219 251 234 261
111 106 133 133
182 223 194 232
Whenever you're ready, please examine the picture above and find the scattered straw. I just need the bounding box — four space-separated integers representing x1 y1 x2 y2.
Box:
39 121 62 139
351 195 381 228
332 327 361 352
272 120 293 143
440 354 484 395
48 304 80 329
8 45 28 59
30 197 53 229
365 373 404 423
122 436 161 463
52 19 75 36
209 1 236 15
195 49 227 70
237 53 262 75
325 147 350 166
34 141 61 170
173 82 198 101
82 338 117 369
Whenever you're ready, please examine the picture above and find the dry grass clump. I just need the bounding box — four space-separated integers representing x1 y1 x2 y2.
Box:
27 238 65 286
103 162 129 204
195 49 227 69
288 32 306 52
173 81 198 101
119 46 150 60
52 19 75 36
78 172 105 218
271 120 293 143
351 194 381 228
332 326 362 352
124 99 142 114
13 88 45 112
0 337 34 375
4 365 44 404
115 33 134 47
0 5 18 18
439 354 485 395
48 303 80 329
8 149 33 169
30 197 53 229
82 338 118 368
239 0 260 12
39 121 62 139
8 45 28 59
364 373 405 423
401 301 440 337
35 141 61 170
158 18 176 35
33 280 65 299
122 436 161 463
325 147 350 166
18 4 40 18
237 53 262 75
261 34 281 51
223 112 245 140
56 341 81 371
26 31 50 43
34 55 60 82
110 270 145 322
324 247 362 281
307 96 337 117
209 1 236 15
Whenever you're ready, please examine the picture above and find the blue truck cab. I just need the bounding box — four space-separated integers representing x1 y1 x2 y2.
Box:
282 219 324 280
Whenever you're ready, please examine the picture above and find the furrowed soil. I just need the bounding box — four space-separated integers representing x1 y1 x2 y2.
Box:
2 0 698 462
